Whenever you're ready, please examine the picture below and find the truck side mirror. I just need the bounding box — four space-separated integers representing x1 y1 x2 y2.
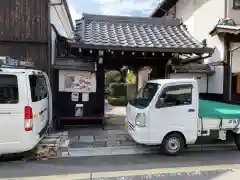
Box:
156 97 165 108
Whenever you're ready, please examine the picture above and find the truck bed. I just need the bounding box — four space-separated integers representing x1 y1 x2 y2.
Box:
198 100 240 131
199 100 240 119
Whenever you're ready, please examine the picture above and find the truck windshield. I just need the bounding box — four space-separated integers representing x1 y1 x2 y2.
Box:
129 83 160 108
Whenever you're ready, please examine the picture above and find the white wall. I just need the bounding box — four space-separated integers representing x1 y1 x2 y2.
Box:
174 0 226 95
227 0 240 24
230 43 240 73
207 66 224 94
50 0 74 65
138 67 151 90
170 67 223 94
50 0 74 39
175 0 225 64
170 73 207 93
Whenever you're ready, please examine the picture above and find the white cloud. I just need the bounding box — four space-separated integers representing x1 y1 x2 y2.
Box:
68 0 162 18
92 0 159 16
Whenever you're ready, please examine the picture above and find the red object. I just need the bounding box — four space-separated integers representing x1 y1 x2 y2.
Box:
24 106 33 131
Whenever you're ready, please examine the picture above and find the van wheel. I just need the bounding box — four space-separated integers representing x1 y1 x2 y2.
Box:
162 133 184 156
234 134 240 151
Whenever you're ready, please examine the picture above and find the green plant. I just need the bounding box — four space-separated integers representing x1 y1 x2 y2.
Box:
105 87 111 97
105 70 121 87
107 96 127 106
109 82 126 97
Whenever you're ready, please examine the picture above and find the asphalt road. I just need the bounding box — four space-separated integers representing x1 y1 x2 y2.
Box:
0 149 240 179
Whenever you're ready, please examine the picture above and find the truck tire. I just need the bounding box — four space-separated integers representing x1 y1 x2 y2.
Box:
162 133 184 156
234 134 240 151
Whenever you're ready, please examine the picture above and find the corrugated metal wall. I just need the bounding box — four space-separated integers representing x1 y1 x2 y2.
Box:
0 0 49 72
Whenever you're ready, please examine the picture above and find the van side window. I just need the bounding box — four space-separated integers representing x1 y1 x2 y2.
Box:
0 75 18 104
156 84 193 108
29 75 48 102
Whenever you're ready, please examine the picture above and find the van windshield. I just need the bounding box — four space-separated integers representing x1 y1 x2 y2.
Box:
129 82 160 108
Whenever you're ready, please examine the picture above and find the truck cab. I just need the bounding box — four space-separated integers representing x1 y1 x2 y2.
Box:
125 78 240 156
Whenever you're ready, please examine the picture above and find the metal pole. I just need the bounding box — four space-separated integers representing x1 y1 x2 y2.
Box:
229 51 233 100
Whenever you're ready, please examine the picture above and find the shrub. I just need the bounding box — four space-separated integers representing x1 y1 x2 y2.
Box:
109 82 126 97
105 87 112 98
107 96 127 106
105 70 121 87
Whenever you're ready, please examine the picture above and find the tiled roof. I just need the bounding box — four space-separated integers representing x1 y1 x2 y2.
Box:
53 57 95 71
210 18 240 36
74 13 212 53
171 64 214 74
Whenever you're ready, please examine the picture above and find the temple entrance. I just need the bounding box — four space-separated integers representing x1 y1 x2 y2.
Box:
52 13 213 156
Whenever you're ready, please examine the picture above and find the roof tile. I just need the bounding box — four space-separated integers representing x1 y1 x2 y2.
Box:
75 14 211 53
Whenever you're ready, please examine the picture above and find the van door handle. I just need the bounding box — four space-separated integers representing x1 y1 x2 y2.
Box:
0 112 11 114
188 109 195 112
39 108 47 115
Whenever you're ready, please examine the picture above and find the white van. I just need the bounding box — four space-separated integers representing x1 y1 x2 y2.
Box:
0 58 52 155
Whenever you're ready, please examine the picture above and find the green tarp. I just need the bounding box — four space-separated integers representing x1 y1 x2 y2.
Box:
199 100 240 119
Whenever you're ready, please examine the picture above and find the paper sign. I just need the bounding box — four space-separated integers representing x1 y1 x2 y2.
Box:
75 104 83 116
71 92 79 102
82 93 89 102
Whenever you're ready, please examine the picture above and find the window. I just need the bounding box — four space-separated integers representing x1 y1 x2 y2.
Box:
130 83 160 108
156 85 192 108
0 75 18 104
233 0 240 9
29 75 48 102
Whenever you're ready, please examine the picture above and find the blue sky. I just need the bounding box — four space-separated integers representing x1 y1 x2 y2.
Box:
67 0 161 22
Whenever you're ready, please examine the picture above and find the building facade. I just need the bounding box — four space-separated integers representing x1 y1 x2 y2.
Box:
50 0 74 66
152 0 240 103
0 0 74 75
0 0 74 126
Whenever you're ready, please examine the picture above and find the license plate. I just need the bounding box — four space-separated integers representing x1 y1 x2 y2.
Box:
124 123 128 129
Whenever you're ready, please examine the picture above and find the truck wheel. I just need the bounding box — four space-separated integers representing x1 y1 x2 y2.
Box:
162 133 184 156
234 134 240 151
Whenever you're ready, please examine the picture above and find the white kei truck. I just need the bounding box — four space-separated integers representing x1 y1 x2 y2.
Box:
125 79 240 156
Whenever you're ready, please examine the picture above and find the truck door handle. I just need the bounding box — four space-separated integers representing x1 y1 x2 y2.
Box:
188 109 195 112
